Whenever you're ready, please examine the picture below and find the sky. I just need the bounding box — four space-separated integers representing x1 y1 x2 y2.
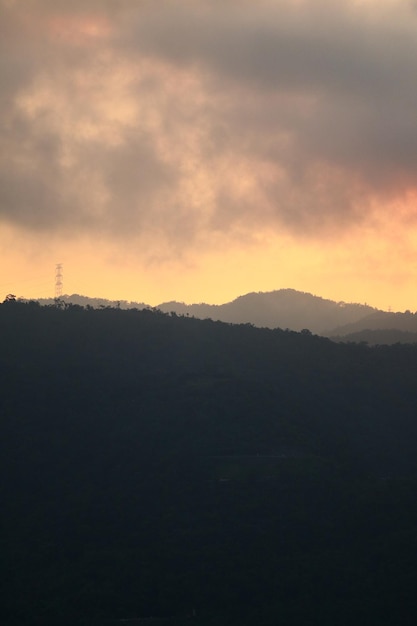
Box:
2 0 417 310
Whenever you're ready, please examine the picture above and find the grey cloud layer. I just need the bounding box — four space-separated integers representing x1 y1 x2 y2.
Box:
1 0 417 251
130 2 417 179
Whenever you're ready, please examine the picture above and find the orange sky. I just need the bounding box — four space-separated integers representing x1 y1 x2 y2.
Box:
2 216 417 311
1 0 417 310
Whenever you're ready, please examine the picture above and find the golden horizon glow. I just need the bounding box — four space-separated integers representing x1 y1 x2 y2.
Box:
2 0 417 313
2 217 417 312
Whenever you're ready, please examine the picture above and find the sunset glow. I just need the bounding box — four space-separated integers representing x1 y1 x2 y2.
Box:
2 0 417 311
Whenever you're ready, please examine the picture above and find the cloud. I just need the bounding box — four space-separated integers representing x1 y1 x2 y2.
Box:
1 0 417 257
127 1 417 212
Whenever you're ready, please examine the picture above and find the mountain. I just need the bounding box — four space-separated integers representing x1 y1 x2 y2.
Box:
39 289 377 333
35 290 417 341
2 299 417 624
156 289 378 334
328 310 417 338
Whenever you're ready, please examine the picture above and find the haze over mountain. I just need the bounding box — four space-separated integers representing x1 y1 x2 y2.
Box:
35 288 417 339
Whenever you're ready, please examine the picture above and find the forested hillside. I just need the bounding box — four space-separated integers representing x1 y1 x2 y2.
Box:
2 300 417 625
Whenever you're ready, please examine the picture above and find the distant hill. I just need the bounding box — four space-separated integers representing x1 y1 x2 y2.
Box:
158 289 377 334
39 289 376 333
328 310 417 338
35 290 417 341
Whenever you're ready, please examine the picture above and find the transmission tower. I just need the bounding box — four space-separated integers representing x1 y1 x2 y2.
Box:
55 263 63 299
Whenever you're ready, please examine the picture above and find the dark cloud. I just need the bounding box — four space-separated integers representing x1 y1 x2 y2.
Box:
128 2 417 97
1 0 417 253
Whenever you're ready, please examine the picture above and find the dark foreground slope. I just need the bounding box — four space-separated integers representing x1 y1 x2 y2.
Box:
1 300 417 625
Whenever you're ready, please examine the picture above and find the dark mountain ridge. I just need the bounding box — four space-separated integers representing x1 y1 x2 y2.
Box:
2 299 417 624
